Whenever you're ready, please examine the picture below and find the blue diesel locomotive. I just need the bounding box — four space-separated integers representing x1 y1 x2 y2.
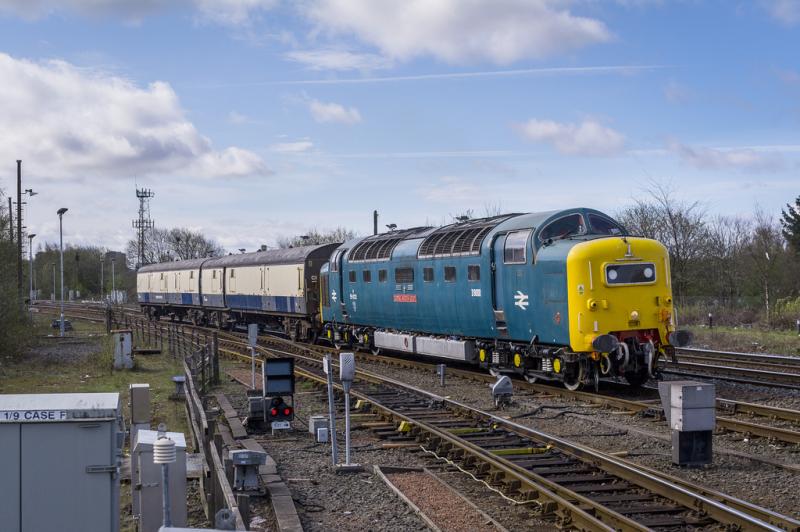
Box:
320 208 689 390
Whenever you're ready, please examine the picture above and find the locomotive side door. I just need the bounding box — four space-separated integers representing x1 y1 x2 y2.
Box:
492 229 532 337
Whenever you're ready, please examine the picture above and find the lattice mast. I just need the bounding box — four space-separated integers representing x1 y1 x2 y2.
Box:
132 188 155 269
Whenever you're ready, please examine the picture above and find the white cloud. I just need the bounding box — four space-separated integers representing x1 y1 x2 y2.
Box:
228 111 249 124
0 0 277 26
303 0 611 65
285 49 393 71
270 140 314 153
418 176 489 203
664 80 691 104
518 118 625 156
308 98 362 124
0 53 269 180
762 0 800 26
668 141 784 172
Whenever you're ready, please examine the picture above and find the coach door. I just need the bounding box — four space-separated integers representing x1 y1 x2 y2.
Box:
492 229 532 337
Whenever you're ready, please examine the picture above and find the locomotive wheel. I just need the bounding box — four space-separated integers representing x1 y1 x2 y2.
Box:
563 362 584 391
624 370 649 388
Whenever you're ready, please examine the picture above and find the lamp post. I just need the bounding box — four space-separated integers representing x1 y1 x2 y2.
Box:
57 208 68 336
111 257 116 305
27 233 36 303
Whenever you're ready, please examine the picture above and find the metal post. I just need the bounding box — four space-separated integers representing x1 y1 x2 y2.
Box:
100 260 104 302
111 258 116 305
250 346 256 389
707 313 713 329
51 263 55 302
27 234 36 303
58 208 68 336
344 391 351 465
325 354 338 466
7 197 12 243
437 363 446 387
373 210 378 235
161 463 171 527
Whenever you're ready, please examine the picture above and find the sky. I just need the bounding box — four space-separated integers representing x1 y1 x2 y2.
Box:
0 0 798 254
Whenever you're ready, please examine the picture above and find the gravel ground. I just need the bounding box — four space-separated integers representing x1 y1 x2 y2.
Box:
217 370 553 532
348 359 800 520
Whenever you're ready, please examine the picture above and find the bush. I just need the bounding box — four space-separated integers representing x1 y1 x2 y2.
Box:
772 297 800 329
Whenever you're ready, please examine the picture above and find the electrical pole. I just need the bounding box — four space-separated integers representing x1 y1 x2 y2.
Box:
17 160 23 307
373 210 378 235
7 197 12 242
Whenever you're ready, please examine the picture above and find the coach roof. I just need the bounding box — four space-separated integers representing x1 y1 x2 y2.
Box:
203 243 339 269
138 258 208 273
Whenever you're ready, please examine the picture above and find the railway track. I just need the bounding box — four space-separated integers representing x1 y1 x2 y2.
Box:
216 335 798 531
667 347 800 389
36 303 800 446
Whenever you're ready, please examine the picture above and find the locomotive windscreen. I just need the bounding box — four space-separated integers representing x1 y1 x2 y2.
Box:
605 262 656 285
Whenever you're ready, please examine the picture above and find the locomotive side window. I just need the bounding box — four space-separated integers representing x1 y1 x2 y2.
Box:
468 265 480 281
423 267 434 282
539 214 585 242
588 214 624 236
444 266 456 282
363 270 372 283
348 271 356 283
504 229 531 264
378 269 387 283
395 267 414 283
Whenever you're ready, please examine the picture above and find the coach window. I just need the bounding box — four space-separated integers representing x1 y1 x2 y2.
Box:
504 229 531 264
423 267 434 282
378 269 387 283
349 271 356 283
468 265 480 281
363 270 372 283
444 266 456 282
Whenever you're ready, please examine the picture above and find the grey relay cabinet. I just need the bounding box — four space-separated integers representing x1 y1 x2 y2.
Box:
0 393 123 532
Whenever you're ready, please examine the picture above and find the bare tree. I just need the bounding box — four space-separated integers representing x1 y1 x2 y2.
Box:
483 201 506 217
747 208 784 324
277 227 356 249
126 226 224 267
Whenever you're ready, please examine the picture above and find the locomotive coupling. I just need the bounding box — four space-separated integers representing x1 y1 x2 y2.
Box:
591 334 619 353
668 330 692 347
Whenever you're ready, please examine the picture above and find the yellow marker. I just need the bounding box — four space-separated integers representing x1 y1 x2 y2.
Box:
397 421 412 433
513 353 522 367
553 358 561 373
479 349 486 362
327 330 331 339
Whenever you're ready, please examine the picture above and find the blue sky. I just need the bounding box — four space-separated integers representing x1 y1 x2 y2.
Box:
0 0 798 253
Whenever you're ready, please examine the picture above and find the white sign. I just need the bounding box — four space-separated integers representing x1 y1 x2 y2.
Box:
271 420 291 430
471 288 481 297
514 290 529 310
323 357 330 375
248 324 259 347
0 410 68 422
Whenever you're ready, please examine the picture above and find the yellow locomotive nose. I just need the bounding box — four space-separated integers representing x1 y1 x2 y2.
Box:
566 237 673 353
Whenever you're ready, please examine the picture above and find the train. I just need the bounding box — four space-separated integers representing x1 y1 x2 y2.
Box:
137 208 691 390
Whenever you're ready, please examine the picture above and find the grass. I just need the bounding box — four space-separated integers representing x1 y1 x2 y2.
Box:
687 324 800 355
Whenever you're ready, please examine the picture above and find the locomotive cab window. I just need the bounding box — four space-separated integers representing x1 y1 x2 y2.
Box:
444 266 456 282
363 270 372 283
378 269 387 283
588 214 624 236
605 262 656 285
504 229 531 264
348 271 356 283
467 265 480 281
423 267 434 282
539 214 585 242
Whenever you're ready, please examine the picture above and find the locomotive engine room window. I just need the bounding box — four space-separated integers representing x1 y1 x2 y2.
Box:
444 266 456 282
539 214 585 242
423 267 434 282
378 269 387 283
349 271 356 283
467 265 480 281
395 267 414 284
588 214 625 236
363 270 372 283
504 230 531 264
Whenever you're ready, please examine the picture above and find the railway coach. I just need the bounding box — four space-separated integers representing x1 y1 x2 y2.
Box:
138 244 338 340
320 208 690 390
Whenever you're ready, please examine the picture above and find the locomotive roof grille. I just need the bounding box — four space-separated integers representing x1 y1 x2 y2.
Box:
348 226 432 262
417 214 518 258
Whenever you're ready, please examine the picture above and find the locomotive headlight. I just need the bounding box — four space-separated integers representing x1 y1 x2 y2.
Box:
608 269 618 281
630 310 639 321
643 267 654 279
